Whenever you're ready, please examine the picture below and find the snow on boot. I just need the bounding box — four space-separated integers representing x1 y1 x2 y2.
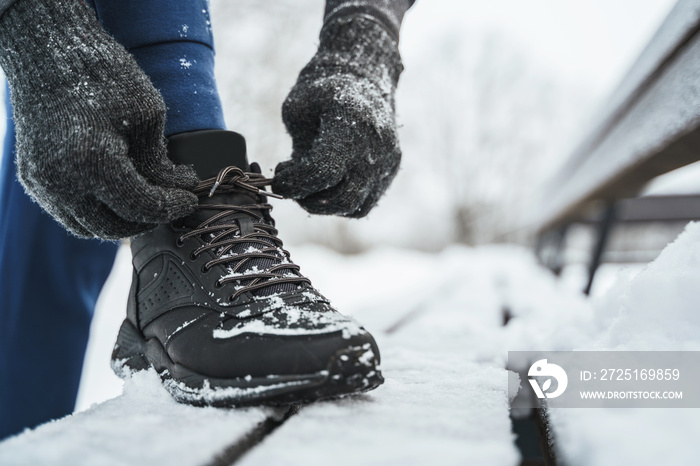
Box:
111 130 383 406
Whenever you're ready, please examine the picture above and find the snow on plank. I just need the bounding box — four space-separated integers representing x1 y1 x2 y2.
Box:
548 408 700 466
239 344 517 466
533 222 700 466
239 247 521 466
0 370 279 466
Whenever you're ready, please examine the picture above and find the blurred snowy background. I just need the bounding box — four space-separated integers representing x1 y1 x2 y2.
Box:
67 0 684 407
0 0 683 249
208 0 677 250
0 0 685 405
5 1 700 464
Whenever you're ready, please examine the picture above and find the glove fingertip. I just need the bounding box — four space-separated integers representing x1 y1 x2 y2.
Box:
272 162 306 198
274 158 296 176
271 177 298 199
170 163 200 190
161 189 199 221
343 199 376 219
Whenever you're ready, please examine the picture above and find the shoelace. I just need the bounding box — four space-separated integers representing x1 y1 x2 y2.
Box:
178 166 311 302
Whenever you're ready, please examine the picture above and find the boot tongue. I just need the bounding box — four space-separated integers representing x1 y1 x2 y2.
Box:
167 130 250 179
178 192 260 228
168 129 254 228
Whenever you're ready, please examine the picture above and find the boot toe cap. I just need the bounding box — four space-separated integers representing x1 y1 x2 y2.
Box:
165 305 381 380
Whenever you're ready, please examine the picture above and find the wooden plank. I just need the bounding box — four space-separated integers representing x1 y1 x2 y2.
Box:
0 371 278 466
240 340 518 466
238 251 520 466
580 194 700 223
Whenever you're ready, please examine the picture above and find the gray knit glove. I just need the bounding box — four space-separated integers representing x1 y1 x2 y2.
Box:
0 0 199 240
272 6 408 218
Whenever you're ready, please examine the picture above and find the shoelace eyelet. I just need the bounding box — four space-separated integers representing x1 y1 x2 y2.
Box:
188 167 310 298
176 236 185 247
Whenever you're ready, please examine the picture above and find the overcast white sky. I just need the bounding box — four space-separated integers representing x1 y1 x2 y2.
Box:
402 0 676 96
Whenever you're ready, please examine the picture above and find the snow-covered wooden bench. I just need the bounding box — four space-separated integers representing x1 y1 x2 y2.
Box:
0 247 523 466
5 0 700 463
534 0 700 294
526 2 700 463
2 237 694 465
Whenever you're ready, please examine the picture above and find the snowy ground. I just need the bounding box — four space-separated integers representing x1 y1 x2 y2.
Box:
2 222 700 465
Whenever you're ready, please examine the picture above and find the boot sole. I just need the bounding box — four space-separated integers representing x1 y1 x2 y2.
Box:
110 319 384 407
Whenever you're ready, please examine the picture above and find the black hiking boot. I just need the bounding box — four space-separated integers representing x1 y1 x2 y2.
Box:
111 130 383 406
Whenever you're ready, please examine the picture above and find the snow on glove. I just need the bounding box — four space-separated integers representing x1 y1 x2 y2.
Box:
0 0 199 240
273 0 413 218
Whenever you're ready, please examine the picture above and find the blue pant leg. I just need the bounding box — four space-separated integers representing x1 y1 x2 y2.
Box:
88 0 226 137
0 89 119 440
1 0 224 439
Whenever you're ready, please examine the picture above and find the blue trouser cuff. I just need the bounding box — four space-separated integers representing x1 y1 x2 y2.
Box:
130 41 225 136
86 0 226 136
